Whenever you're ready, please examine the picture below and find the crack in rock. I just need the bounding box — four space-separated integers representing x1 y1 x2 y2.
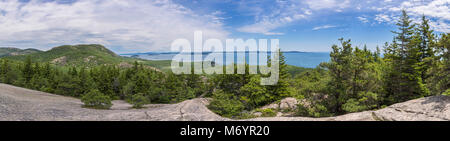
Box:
178 101 188 120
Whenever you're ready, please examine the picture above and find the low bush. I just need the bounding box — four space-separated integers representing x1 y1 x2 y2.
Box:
208 90 245 118
130 93 149 109
255 108 277 117
81 89 112 109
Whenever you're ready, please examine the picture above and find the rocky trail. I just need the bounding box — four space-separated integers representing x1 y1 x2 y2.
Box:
1 83 449 121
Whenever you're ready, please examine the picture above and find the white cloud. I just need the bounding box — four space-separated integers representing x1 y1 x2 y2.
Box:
375 14 392 23
0 0 229 53
401 0 450 21
237 0 352 35
237 0 309 35
312 25 337 30
357 16 369 23
237 14 306 35
430 20 450 33
380 0 450 32
304 0 351 11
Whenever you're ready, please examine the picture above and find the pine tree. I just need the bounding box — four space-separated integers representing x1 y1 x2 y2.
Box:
240 75 269 109
22 56 34 85
266 49 291 102
417 15 436 82
384 10 429 102
42 62 52 79
0 59 5 83
185 67 205 97
325 38 353 113
2 60 18 85
392 10 415 59
78 67 95 96
324 38 384 113
428 33 450 94
165 72 191 103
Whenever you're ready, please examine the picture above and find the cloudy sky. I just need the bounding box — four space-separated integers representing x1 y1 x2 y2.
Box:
0 0 449 53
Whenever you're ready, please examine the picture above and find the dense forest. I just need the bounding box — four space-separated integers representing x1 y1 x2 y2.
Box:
0 11 448 118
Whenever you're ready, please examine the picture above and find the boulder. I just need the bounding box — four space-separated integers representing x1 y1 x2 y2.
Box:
279 97 299 110
253 112 262 117
261 103 279 110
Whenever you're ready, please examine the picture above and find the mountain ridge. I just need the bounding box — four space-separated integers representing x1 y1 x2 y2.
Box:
0 47 42 57
3 44 139 66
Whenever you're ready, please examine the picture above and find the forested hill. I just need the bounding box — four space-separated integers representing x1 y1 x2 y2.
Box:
2 44 172 70
0 47 42 57
4 44 126 66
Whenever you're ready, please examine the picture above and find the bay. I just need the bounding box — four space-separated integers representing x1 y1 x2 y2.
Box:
121 52 330 68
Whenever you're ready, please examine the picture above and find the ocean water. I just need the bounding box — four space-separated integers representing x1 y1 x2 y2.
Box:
122 52 330 68
283 52 330 68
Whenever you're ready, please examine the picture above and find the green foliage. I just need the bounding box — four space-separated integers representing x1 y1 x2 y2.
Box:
292 67 330 99
22 56 34 85
342 92 378 113
443 89 450 96
321 38 383 114
0 47 42 57
384 10 432 103
166 72 195 103
208 51 293 118
239 76 270 109
0 59 19 84
266 50 292 99
0 54 201 107
130 93 149 109
208 90 245 118
286 65 312 77
294 11 446 117
3 45 172 72
296 103 332 118
427 33 449 95
255 108 277 117
81 89 112 109
5 44 120 66
342 99 364 113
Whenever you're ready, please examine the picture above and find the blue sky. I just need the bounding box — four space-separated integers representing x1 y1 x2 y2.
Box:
0 0 449 53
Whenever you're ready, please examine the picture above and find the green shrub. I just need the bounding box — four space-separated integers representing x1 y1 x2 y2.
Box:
342 99 364 113
342 92 379 113
208 90 245 118
296 103 332 118
130 93 149 109
81 89 112 109
443 89 450 96
255 108 277 117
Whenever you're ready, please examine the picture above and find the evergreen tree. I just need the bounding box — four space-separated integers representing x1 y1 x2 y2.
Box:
78 67 95 96
165 72 192 103
22 56 34 85
428 33 450 94
385 10 429 103
0 59 7 83
266 50 291 101
417 15 436 81
325 38 353 113
240 75 269 110
324 38 384 114
185 67 205 97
